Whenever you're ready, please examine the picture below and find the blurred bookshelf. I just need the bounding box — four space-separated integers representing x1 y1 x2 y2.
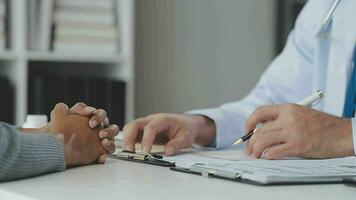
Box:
0 0 134 127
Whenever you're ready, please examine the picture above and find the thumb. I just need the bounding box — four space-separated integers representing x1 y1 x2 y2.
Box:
164 135 189 156
51 103 69 120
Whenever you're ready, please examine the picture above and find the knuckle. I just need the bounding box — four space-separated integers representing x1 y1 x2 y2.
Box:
147 113 162 119
144 125 155 134
284 103 300 115
53 102 68 111
55 102 65 108
75 102 86 107
123 121 137 131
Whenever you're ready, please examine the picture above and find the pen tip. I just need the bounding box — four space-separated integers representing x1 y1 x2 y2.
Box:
233 139 243 146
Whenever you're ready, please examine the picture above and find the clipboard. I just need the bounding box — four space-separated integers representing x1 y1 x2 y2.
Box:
110 150 175 167
169 163 356 186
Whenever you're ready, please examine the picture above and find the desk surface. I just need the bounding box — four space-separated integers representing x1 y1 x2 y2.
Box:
0 158 355 200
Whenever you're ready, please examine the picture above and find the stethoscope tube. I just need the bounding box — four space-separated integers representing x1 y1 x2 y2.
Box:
317 0 341 36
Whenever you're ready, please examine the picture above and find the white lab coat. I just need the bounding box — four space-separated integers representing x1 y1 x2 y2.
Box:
189 0 356 154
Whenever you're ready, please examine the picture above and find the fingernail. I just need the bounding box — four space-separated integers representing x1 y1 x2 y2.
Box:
85 106 96 112
111 124 118 130
100 131 107 138
89 120 97 128
105 139 111 146
165 146 175 156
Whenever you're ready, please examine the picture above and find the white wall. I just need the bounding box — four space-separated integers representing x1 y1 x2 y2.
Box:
135 0 276 117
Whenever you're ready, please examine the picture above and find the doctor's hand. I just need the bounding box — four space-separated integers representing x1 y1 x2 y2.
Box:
245 104 354 159
122 113 216 156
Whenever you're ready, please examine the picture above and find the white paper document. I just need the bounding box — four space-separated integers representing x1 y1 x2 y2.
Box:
164 150 356 185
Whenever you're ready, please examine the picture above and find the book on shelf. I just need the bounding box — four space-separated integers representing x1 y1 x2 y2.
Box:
52 0 119 54
55 0 114 10
54 9 116 24
28 0 39 50
27 0 119 53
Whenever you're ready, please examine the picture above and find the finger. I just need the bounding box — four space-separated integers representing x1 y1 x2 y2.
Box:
141 117 171 153
101 138 116 154
246 121 281 155
70 102 96 116
99 124 119 140
245 105 280 133
51 103 69 120
262 143 291 160
97 154 108 164
123 118 150 151
249 130 285 158
164 134 189 156
89 109 107 128
103 117 110 127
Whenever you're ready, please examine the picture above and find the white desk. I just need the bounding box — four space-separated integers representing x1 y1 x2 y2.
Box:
0 158 355 200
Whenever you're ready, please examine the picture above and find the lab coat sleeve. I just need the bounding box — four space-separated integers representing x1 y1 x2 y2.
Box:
188 0 323 149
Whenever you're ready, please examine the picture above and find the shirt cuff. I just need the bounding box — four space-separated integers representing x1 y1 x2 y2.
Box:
351 118 356 155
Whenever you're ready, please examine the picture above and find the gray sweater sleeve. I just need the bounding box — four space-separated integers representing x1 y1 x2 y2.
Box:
0 122 65 182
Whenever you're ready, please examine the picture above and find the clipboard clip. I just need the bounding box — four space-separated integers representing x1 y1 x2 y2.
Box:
110 150 175 167
172 163 241 180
